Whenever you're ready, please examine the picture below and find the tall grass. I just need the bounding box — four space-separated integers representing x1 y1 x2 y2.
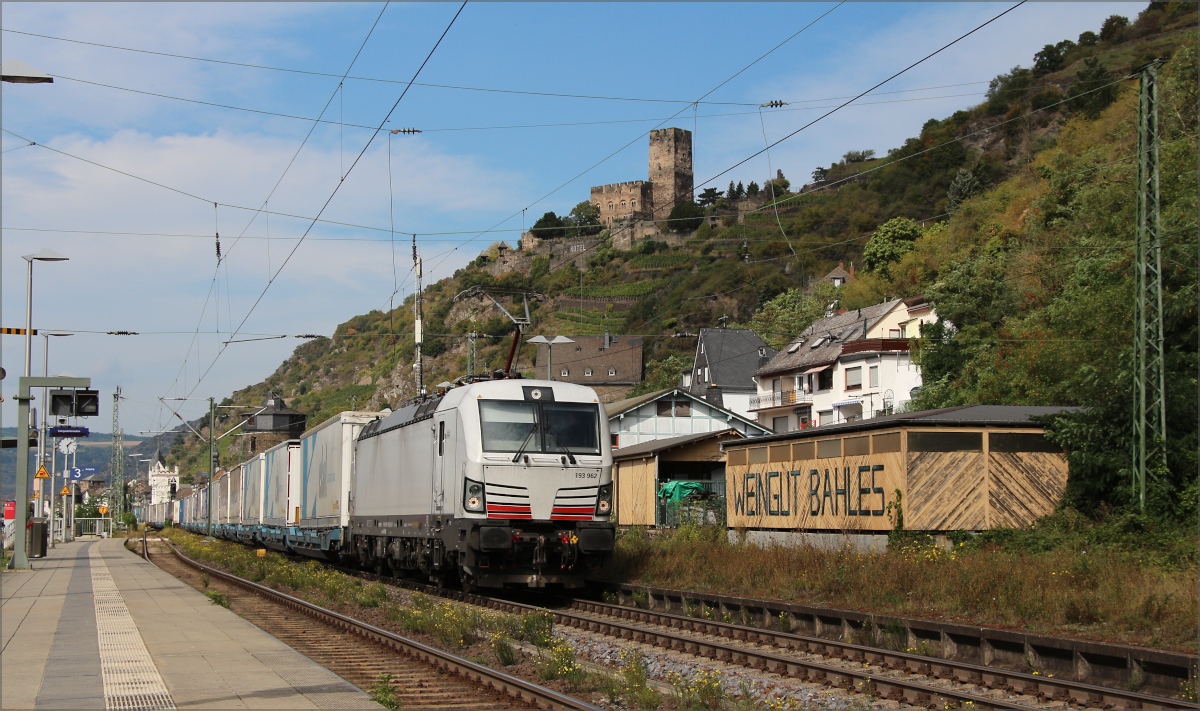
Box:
607 512 1198 651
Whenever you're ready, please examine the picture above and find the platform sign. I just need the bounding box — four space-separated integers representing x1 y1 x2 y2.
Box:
49 426 89 438
34 464 49 479
3 501 14 520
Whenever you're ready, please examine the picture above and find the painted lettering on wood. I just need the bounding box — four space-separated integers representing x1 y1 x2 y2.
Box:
726 453 904 530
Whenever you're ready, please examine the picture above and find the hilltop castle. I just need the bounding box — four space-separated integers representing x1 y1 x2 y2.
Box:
590 128 693 227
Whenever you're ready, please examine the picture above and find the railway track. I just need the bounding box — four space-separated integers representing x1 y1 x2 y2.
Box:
151 544 601 711
354 570 1195 711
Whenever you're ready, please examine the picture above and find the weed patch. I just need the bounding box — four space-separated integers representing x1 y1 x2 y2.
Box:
605 512 1198 651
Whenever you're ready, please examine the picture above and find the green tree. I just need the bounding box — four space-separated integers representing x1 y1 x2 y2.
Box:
666 201 704 232
531 211 567 238
746 181 760 196
1077 30 1098 47
697 187 723 208
1066 57 1117 118
745 281 842 350
566 201 602 236
861 217 923 278
628 354 691 397
766 169 790 200
1033 43 1066 75
842 149 875 163
735 181 746 198
946 167 982 213
1099 14 1129 42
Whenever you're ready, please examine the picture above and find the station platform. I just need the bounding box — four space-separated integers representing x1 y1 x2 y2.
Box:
2 538 380 709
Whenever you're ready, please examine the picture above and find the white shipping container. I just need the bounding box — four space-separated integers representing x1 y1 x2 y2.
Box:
242 454 265 525
228 465 244 525
216 474 229 525
300 411 383 529
263 441 299 527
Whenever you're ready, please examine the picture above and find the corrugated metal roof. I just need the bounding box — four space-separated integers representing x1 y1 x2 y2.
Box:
722 405 1080 446
613 428 742 460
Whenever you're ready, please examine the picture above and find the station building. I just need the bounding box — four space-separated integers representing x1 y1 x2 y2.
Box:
722 405 1074 550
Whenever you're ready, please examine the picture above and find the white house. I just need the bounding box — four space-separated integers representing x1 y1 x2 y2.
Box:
603 388 769 450
750 297 937 433
148 460 180 506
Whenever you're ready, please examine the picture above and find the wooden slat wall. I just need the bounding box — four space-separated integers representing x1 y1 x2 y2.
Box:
725 453 903 531
616 459 657 526
988 451 1068 527
906 452 986 531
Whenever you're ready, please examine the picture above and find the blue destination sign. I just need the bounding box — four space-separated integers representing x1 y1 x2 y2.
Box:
69 467 98 480
49 426 89 438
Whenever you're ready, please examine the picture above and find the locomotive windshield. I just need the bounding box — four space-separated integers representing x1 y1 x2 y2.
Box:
479 400 600 455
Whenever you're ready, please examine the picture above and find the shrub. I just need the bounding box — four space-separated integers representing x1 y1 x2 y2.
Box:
491 633 517 666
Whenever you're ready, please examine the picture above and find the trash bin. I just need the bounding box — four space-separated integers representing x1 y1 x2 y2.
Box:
27 518 48 559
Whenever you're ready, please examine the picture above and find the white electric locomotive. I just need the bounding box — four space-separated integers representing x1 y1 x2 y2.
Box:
349 378 615 589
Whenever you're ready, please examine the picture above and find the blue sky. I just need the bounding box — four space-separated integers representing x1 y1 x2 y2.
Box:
1 2 1146 434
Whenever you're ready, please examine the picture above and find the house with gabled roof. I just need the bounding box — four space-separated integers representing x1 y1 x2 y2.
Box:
683 328 776 420
603 387 769 450
750 296 936 433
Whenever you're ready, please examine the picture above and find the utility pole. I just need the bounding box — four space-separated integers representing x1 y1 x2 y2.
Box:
207 396 215 537
111 387 125 523
413 235 425 395
1132 59 1166 512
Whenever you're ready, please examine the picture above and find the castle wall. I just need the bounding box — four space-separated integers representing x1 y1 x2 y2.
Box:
591 181 653 226
649 128 694 218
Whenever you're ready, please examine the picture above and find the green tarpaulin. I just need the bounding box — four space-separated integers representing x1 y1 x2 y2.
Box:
657 480 707 502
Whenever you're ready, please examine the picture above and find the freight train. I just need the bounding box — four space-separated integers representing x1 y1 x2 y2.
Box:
143 379 615 589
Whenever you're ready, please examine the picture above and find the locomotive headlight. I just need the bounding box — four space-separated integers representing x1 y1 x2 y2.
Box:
464 478 486 512
595 483 613 517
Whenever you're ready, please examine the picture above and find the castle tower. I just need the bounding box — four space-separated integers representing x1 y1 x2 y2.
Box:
648 128 693 215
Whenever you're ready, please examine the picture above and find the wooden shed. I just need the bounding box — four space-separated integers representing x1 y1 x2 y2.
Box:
723 405 1073 535
614 429 746 527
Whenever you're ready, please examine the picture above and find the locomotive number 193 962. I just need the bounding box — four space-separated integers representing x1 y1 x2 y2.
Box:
575 471 600 479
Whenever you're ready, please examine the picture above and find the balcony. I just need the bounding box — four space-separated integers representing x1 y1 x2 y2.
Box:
749 390 813 411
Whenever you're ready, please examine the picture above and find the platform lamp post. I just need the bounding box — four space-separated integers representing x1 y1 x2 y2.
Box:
1 61 54 463
41 330 73 546
526 335 574 381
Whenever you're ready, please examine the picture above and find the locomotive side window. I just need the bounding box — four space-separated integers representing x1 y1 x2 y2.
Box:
438 421 445 456
480 401 539 452
542 403 601 454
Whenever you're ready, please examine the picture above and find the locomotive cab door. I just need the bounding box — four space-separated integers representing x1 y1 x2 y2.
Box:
433 414 455 512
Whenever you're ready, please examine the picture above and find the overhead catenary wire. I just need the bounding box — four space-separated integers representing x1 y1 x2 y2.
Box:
5 26 1010 108
41 71 1002 134
542 1 1028 285
157 1 393 408
175 1 468 406
424 1 844 278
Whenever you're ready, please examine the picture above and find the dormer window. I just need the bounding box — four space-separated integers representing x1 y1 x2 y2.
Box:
609 368 617 377
561 368 569 377
584 368 593 377
787 343 800 354
811 337 826 348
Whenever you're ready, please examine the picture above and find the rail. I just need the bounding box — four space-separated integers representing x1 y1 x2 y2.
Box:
342 566 1197 710
604 582 1199 701
166 544 601 711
